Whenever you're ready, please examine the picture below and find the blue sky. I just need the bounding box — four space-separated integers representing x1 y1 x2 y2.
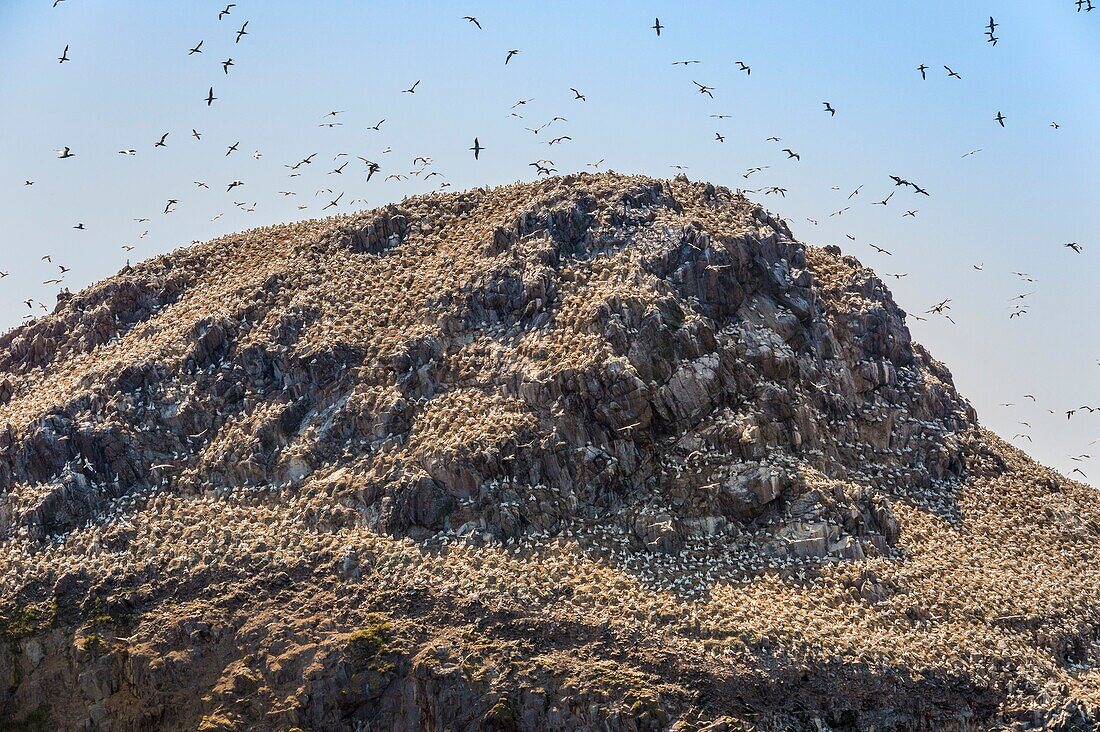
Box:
0 1 1097 481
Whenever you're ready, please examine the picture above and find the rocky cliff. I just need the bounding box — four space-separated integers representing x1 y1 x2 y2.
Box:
0 173 1097 731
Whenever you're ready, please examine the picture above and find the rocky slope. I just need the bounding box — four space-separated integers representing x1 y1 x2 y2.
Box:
0 173 1098 731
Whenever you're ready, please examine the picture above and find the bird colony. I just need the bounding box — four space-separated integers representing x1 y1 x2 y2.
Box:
0 173 1098 731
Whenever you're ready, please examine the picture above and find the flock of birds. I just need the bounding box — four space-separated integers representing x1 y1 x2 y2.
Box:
6 4 1098 477
2 11 1100 723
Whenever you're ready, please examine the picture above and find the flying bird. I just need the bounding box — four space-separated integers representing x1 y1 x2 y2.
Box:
163 199 178 214
692 81 715 98
189 40 203 55
995 111 1006 127
227 180 243 192
470 137 483 159
945 65 962 79
58 45 69 63
222 58 234 74
226 141 239 156
219 4 235 20
361 159 381 180
463 16 481 29
917 64 928 80
155 133 169 148
782 148 800 160
652 18 663 36
735 61 751 75
206 87 216 106
505 49 520 65
823 101 836 116
235 21 249 43
403 80 421 94
570 88 586 101
1065 242 1083 253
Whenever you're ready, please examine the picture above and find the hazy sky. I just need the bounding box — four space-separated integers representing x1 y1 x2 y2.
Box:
0 1 1097 483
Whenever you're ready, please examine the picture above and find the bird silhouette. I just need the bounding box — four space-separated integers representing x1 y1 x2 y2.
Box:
692 81 715 98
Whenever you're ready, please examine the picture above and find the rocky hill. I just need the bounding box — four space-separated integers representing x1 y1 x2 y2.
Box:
1 173 1098 731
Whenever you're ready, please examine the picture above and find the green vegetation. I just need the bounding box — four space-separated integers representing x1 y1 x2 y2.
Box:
627 697 669 731
482 697 519 732
0 706 51 732
0 601 56 642
346 613 395 675
80 632 109 658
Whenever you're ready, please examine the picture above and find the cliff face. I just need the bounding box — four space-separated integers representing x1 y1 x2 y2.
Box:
0 173 1097 731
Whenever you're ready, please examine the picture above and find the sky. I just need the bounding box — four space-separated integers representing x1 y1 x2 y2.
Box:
0 1 1097 484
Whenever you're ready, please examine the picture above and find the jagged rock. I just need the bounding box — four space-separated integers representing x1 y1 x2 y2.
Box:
0 173 1096 731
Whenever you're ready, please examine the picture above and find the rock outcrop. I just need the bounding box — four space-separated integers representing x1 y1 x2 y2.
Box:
0 173 1097 731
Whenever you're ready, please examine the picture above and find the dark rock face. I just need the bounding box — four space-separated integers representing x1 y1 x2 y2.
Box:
0 174 974 559
6 174 1095 732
